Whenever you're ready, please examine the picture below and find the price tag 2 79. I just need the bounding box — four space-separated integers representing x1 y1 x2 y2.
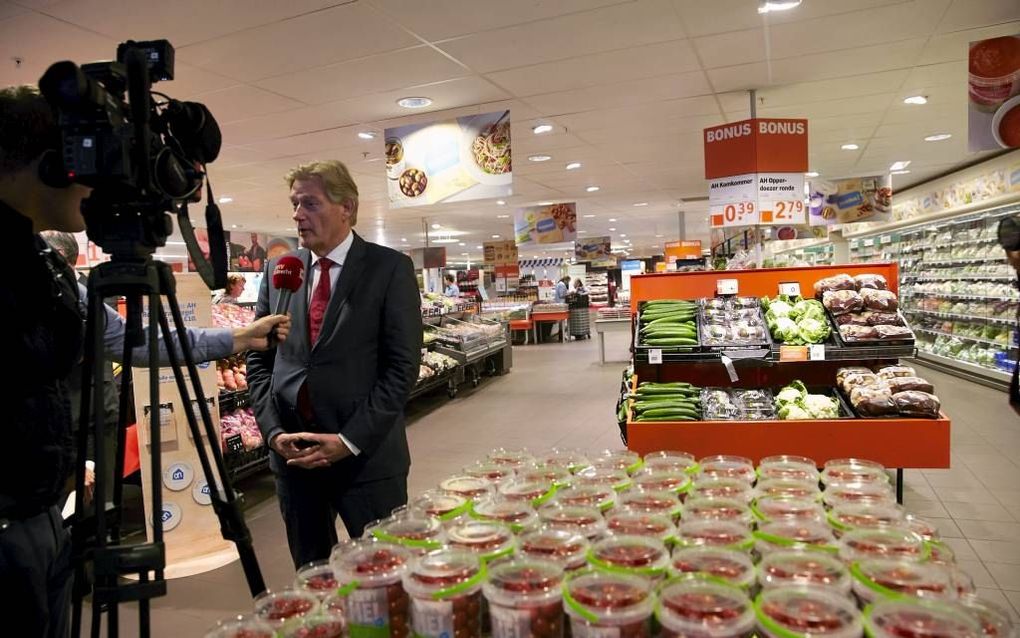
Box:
778 282 801 297
649 349 663 365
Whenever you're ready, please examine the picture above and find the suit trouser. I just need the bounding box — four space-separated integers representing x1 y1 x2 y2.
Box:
0 506 72 638
274 466 408 568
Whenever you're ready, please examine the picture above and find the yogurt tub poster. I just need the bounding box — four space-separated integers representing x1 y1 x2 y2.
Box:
514 202 577 245
968 34 1020 152
808 175 892 225
385 110 513 209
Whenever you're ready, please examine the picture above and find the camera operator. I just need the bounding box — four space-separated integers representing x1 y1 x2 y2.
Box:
997 215 1020 414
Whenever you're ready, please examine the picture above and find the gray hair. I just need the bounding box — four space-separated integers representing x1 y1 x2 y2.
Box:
40 230 79 265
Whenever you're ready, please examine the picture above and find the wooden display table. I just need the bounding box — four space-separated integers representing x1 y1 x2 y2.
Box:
532 311 569 343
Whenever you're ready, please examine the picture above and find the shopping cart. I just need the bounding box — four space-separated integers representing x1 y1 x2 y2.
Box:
567 293 591 339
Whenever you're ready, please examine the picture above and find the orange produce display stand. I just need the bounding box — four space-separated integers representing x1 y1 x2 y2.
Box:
624 264 951 501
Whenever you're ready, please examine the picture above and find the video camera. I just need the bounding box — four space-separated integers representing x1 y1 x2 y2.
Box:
39 39 226 287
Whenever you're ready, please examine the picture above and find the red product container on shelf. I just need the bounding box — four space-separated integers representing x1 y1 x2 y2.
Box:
539 503 608 541
670 546 757 591
656 576 756 638
675 520 754 552
604 510 676 544
865 597 981 638
755 586 863 638
822 482 896 510
553 484 617 512
682 497 754 528
516 529 591 572
440 475 495 501
563 571 654 638
690 477 756 504
444 520 516 564
757 550 852 596
330 540 414 638
903 515 941 542
538 448 591 474
482 559 566 638
753 497 827 525
280 615 346 638
403 549 486 638
518 464 573 488
821 459 888 488
463 462 515 484
826 503 906 536
617 489 683 521
368 512 446 554
294 560 339 600
698 456 757 484
588 534 670 581
574 467 633 492
643 450 699 475
758 456 820 483
753 520 837 557
205 615 276 638
498 478 558 507
471 497 540 534
837 527 929 564
851 558 956 605
594 449 644 475
409 489 472 522
955 594 1017 638
756 478 822 502
632 470 692 495
489 448 536 468
253 589 321 628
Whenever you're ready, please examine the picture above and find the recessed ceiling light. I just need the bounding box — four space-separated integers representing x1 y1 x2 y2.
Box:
841 143 859 150
633 202 648 207
805 171 819 178
528 154 552 162
496 200 506 206
476 245 483 249
397 96 432 109
609 227 617 231
461 252 469 256
458 242 465 246
231 224 238 229
891 170 911 175
620 234 627 238
218 196 233 204
655 234 664 238
431 223 441 229
889 160 911 171
924 133 952 142
538 201 554 206
578 230 588 234
491 234 501 238
583 214 596 218
565 162 582 170
609 218 617 222
758 0 802 13
586 186 600 192
532 124 553 134
903 95 928 105
401 237 407 242
497 214 510 219
357 132 376 140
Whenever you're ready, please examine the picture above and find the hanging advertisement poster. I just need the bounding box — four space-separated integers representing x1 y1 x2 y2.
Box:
385 110 512 209
968 34 1020 152
483 239 518 267
574 235 611 261
807 175 893 225
228 232 269 272
266 235 298 261
514 202 577 245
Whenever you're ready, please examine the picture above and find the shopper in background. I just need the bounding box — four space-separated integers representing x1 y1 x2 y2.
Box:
248 159 422 567
215 273 246 304
996 214 1020 414
443 273 460 297
573 278 587 295
554 275 571 302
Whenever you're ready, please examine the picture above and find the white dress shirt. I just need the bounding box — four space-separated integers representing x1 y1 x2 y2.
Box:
307 231 361 456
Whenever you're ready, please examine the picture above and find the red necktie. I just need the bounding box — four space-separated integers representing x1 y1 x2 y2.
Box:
308 257 333 344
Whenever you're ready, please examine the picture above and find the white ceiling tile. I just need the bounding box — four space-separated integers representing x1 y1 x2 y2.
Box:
554 96 720 133
707 62 770 93
523 70 712 115
164 63 241 100
333 76 513 126
901 60 966 91
176 2 419 81
694 29 766 68
754 70 910 108
436 0 685 73
769 38 929 84
918 21 1020 66
0 12 116 88
187 84 306 123
937 0 1020 32
368 0 630 41
0 2 27 20
255 46 469 105
486 39 700 97
32 0 345 47
673 0 912 37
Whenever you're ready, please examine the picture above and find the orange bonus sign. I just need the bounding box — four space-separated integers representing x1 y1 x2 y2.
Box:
704 118 808 180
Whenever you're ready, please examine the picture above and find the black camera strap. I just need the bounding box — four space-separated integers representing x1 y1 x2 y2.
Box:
178 177 227 290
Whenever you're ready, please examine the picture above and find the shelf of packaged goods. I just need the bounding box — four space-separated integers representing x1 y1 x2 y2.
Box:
906 274 1015 282
901 291 1018 302
915 349 1014 387
914 327 1011 349
434 338 509 366
922 257 1003 266
623 376 949 467
219 389 250 412
903 308 1016 326
409 367 460 400
633 343 915 366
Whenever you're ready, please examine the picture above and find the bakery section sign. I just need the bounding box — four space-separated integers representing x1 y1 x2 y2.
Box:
385 110 513 209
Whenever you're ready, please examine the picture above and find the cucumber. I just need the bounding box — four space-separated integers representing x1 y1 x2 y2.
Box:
635 415 698 422
644 338 699 346
639 406 701 417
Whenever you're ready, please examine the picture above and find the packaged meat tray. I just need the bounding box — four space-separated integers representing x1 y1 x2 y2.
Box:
822 290 864 315
814 274 857 296
854 274 888 290
861 288 898 312
885 376 935 394
892 390 941 418
833 312 915 347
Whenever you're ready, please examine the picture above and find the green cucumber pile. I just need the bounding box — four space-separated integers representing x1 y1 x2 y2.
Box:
630 382 702 422
638 299 699 348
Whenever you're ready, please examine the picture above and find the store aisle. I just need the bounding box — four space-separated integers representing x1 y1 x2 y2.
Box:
89 335 1020 635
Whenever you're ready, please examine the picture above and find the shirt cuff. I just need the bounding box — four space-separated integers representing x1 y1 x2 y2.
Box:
204 328 235 360
338 433 361 456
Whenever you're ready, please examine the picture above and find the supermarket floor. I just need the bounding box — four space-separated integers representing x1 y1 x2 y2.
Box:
89 332 1020 635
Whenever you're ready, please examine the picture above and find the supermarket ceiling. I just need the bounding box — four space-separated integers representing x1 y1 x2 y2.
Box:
1 0 1018 262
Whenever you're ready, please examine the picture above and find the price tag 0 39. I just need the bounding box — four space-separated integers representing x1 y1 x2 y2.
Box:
717 279 739 296
648 349 663 365
778 282 801 297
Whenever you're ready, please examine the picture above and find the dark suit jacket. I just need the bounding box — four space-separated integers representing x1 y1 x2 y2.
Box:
247 232 423 483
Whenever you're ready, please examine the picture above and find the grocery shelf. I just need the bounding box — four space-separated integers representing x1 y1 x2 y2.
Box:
409 367 460 400
923 257 1002 266
901 292 1018 302
913 327 1010 348
903 308 1015 326
907 275 1015 282
915 350 1013 390
633 343 915 366
219 388 250 412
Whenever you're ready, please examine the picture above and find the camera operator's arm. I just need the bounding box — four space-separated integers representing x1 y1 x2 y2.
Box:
246 269 286 448
85 282 291 365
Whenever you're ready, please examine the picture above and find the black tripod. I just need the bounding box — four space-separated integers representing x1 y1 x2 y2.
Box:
70 256 266 638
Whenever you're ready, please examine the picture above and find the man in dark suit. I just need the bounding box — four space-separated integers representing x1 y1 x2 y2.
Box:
247 160 422 567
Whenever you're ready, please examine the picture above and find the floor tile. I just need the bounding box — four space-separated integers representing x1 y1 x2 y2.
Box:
937 536 977 560
973 588 1019 619
942 500 1017 522
957 520 1020 543
936 487 1002 505
986 562 1020 591
971 539 1020 565
902 497 950 518
924 517 964 539
992 489 1020 508
1005 590 1020 618
956 559 998 588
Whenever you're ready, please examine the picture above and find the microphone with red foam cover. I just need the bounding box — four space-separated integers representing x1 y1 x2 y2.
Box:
271 255 305 317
